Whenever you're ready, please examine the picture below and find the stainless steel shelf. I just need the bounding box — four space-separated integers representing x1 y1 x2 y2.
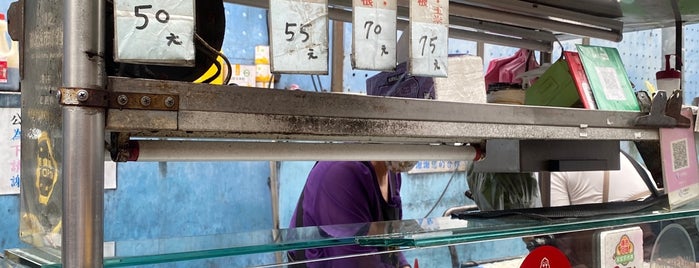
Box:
106 77 659 144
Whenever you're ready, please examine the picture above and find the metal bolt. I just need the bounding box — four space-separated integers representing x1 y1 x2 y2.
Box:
164 96 175 108
76 90 89 102
140 96 152 107
117 95 129 106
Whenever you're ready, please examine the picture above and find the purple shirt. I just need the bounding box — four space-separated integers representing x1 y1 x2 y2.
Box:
290 161 409 268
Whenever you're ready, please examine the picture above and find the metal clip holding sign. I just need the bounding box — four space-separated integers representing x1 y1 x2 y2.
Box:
114 0 195 66
352 0 397 71
269 0 329 74
409 0 448 77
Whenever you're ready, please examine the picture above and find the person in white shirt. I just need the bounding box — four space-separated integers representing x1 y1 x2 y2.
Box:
549 151 654 207
546 150 656 268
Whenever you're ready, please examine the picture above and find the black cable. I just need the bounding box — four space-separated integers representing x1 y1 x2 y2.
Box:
316 75 324 91
423 162 462 218
311 75 319 92
197 44 222 84
195 33 232 85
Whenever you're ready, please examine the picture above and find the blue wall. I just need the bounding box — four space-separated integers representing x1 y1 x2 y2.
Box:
3 1 699 267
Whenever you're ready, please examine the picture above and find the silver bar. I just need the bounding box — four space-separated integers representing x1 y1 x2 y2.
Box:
451 0 624 32
330 6 554 52
62 0 105 266
226 0 621 41
132 141 479 161
448 3 622 42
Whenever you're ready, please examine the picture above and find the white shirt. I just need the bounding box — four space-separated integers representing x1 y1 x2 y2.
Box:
549 152 653 207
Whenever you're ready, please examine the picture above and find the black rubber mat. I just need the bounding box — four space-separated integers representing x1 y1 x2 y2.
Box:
452 195 668 220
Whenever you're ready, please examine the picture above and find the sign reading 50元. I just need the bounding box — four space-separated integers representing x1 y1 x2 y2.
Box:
114 0 195 66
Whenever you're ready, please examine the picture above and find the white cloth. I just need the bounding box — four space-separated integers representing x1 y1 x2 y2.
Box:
549 152 653 207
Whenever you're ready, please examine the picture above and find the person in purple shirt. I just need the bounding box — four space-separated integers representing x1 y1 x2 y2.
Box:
288 161 415 268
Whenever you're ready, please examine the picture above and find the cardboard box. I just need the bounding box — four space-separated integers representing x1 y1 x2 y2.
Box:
228 64 256 87
255 46 270 65
255 64 273 88
434 55 486 103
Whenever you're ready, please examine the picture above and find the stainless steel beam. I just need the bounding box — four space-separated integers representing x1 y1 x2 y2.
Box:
451 0 624 32
130 141 480 161
62 0 105 267
107 77 649 129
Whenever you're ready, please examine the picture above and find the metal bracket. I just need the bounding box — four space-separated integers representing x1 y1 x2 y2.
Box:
665 90 691 128
59 87 109 107
634 90 676 128
110 92 179 111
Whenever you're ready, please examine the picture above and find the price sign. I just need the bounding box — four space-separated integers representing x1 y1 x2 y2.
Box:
270 0 329 74
114 0 195 66
409 0 448 77
352 0 397 71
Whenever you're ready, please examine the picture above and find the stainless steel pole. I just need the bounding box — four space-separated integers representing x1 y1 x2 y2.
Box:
62 0 105 266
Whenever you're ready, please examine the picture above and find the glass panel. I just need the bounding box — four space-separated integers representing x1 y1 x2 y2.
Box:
7 199 699 267
19 0 65 249
358 199 699 247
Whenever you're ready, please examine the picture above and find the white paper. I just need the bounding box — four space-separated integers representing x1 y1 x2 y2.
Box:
0 108 20 195
0 108 117 195
114 0 195 66
269 0 329 74
409 0 448 77
352 2 397 71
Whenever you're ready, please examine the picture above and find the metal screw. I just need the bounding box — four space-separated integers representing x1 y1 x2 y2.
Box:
164 96 175 108
76 90 89 102
117 95 129 106
140 96 151 107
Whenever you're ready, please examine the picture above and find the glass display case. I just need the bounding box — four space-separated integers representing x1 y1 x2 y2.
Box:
6 0 699 267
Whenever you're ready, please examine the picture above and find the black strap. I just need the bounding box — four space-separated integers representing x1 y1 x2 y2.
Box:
287 189 307 268
621 151 661 198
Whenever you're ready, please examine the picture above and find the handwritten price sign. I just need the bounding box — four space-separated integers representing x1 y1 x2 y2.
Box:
409 0 448 77
270 0 329 74
114 0 195 66
352 0 397 71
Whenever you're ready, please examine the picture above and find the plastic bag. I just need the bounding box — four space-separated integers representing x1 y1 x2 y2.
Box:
484 49 539 87
466 163 539 211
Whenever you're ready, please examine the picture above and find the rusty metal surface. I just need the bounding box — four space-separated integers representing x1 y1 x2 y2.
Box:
59 87 109 107
109 92 179 111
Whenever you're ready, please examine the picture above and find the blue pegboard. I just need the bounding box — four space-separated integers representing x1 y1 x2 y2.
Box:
221 4 269 65
683 24 699 103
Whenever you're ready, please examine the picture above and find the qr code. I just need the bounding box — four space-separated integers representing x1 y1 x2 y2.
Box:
595 66 626 101
671 139 689 171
